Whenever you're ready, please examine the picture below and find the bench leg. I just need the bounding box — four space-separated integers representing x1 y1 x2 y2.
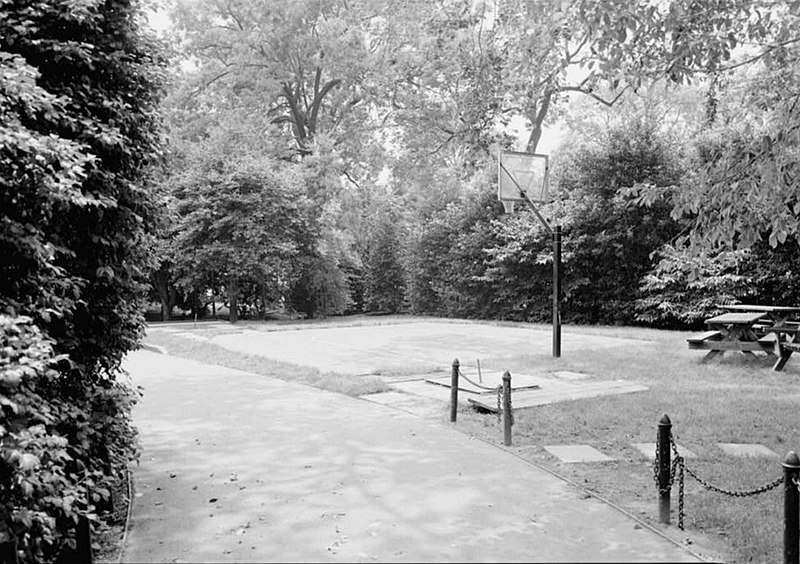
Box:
774 350 793 371
702 350 723 363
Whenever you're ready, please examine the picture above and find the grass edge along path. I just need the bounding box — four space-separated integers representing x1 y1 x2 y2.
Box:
142 331 389 397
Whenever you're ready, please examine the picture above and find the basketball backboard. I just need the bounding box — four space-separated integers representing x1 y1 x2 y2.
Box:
498 150 549 204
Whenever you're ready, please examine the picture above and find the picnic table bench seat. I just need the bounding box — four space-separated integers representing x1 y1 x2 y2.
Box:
782 341 800 353
687 330 722 346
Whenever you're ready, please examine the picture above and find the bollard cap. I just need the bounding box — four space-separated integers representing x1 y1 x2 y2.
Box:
502 370 511 380
658 413 671 426
452 358 459 366
783 451 800 469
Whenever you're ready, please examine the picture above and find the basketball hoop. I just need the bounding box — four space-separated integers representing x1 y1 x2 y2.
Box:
494 148 561 359
497 150 549 211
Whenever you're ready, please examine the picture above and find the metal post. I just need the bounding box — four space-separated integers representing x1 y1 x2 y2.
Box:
784 451 800 564
76 514 93 564
0 538 18 564
658 413 672 524
552 225 562 358
502 371 512 446
450 359 459 423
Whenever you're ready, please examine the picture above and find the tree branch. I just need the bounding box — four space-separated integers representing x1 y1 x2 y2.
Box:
282 82 308 143
308 77 342 135
715 36 800 73
558 84 630 107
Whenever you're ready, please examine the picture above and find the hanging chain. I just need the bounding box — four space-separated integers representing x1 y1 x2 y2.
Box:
653 432 782 531
494 384 514 426
670 434 783 498
507 385 514 426
458 368 501 392
676 457 685 530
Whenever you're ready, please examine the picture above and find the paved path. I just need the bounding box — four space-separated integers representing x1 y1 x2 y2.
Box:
121 350 708 563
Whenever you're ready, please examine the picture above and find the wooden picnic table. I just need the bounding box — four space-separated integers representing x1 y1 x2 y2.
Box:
688 306 800 371
718 304 800 328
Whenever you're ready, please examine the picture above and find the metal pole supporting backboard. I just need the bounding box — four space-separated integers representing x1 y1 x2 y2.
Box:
552 225 561 358
498 149 562 358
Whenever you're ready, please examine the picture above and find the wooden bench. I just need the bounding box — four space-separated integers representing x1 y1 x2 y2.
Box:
687 330 722 347
768 326 800 334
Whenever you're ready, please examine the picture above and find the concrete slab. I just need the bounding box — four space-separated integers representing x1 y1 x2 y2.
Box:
553 371 592 381
717 443 779 458
121 350 706 563
464 379 648 412
425 371 543 395
632 443 697 460
544 445 615 463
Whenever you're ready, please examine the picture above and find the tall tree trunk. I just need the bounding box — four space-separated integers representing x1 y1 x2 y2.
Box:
151 266 175 321
228 275 239 323
526 90 554 153
260 283 269 320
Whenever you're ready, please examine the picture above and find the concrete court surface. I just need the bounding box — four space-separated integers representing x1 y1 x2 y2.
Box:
150 319 653 375
120 350 710 563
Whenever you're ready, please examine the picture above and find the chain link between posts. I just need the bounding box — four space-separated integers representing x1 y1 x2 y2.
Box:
653 431 784 530
496 384 514 426
457 368 513 426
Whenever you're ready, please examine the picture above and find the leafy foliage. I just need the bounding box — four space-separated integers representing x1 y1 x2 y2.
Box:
170 144 313 322
0 316 139 563
0 0 166 380
1 0 165 560
364 213 406 314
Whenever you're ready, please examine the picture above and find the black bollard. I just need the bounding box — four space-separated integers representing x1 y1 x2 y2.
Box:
502 371 512 446
784 451 800 564
0 537 18 564
76 514 93 564
450 359 459 423
658 413 672 525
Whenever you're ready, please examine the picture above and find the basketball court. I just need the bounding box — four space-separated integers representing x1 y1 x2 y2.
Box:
147 319 652 411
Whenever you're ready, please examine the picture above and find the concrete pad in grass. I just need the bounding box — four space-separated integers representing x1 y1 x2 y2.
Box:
544 445 615 463
717 443 779 458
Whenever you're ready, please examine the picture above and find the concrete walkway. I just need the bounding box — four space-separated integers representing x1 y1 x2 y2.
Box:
121 350 707 563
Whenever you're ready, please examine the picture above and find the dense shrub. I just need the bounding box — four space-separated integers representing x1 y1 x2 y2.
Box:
0 316 139 563
636 239 800 329
1 1 164 559
0 0 166 380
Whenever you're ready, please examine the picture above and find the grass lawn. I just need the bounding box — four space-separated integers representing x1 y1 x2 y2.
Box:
458 324 800 564
143 316 800 564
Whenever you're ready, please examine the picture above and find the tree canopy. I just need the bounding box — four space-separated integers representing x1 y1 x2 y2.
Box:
154 0 800 325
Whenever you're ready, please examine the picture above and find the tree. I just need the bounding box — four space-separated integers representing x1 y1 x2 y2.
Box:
169 139 313 323
559 118 683 323
661 58 800 251
172 0 374 156
1 0 166 381
364 212 406 313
